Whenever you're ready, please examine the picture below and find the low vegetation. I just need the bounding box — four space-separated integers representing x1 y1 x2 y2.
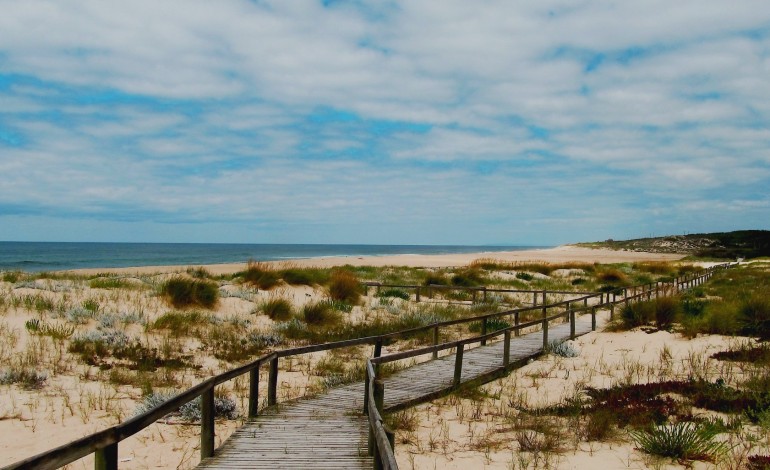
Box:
161 277 219 308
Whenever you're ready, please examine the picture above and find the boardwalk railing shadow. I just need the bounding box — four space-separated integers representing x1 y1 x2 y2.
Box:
4 265 730 470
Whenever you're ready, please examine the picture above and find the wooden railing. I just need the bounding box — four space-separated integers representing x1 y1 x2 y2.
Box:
363 282 595 305
4 264 731 470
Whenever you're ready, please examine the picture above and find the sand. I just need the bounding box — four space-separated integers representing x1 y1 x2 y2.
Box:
1 246 711 469
67 246 686 276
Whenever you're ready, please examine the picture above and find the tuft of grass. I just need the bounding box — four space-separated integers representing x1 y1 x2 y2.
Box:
327 270 361 304
185 266 211 279
2 271 22 283
89 277 134 289
150 310 213 337
450 268 485 287
739 292 770 340
279 267 328 286
161 277 219 309
377 288 410 300
423 273 448 286
242 261 281 289
630 421 728 462
302 301 340 326
261 296 293 321
515 272 534 281
597 268 628 284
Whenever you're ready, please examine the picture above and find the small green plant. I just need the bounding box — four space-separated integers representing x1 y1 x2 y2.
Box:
150 310 213 337
547 339 579 358
377 288 410 300
516 272 534 281
161 277 219 309
82 298 100 313
261 297 293 321
0 368 47 389
630 421 728 462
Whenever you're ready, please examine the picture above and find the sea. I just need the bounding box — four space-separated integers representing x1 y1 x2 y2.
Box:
0 242 546 272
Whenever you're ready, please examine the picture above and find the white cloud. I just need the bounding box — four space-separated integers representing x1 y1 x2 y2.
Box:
1 0 769 243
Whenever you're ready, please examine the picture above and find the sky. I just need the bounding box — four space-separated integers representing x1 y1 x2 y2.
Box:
1 0 769 246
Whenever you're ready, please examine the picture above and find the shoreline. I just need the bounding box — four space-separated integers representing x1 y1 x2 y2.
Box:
64 246 687 276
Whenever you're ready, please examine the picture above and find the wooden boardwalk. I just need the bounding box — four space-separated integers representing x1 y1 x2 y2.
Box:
198 315 596 469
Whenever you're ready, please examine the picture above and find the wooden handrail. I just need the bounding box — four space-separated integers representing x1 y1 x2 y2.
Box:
4 263 730 470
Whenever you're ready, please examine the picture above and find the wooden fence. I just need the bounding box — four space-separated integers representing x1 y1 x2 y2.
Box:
4 264 730 470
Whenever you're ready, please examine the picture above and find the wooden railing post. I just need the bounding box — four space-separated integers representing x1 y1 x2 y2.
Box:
268 356 278 406
483 287 488 303
533 291 537 306
569 307 575 340
415 286 421 302
514 311 520 337
542 290 546 306
201 385 215 459
591 306 596 331
542 307 549 350
481 317 488 346
503 330 511 368
432 325 439 359
370 380 385 460
94 443 117 470
453 345 464 386
248 367 259 418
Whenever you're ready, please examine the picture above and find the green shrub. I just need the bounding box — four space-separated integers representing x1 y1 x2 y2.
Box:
630 422 727 462
302 301 338 326
242 261 281 289
739 293 770 340
261 297 293 321
423 273 448 286
571 278 586 285
597 269 627 284
451 269 485 287
161 277 219 309
621 300 656 328
515 272 534 281
327 270 361 304
655 296 680 330
280 269 314 286
1 271 21 283
186 266 212 279
378 288 410 300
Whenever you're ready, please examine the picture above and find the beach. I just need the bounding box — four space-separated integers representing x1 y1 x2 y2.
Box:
4 245 735 470
66 245 686 276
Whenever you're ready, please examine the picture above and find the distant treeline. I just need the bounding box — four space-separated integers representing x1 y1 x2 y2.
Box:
579 230 770 259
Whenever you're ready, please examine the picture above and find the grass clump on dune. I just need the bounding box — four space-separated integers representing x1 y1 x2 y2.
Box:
161 277 219 309
261 296 293 321
327 270 362 304
242 261 281 290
